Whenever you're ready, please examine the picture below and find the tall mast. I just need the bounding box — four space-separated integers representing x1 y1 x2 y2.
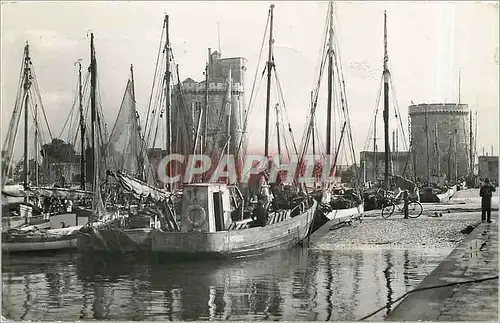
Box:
225 69 232 162
469 100 474 174
130 64 136 102
34 104 38 187
203 49 210 157
165 15 172 157
275 104 281 162
425 106 430 183
326 1 334 156
90 33 97 195
383 10 391 190
264 4 275 158
78 60 86 190
23 42 32 191
374 116 377 181
163 14 173 189
311 91 316 155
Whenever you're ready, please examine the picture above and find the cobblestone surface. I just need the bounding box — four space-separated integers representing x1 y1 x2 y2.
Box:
310 217 481 250
309 189 498 250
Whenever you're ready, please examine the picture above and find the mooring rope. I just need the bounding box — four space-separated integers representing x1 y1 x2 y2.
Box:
358 275 499 320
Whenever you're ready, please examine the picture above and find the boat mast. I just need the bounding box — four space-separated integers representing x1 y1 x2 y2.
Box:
34 104 38 187
425 106 430 183
374 116 377 181
326 1 334 156
23 42 32 191
226 69 232 160
90 33 97 195
383 11 391 190
310 91 316 155
264 4 275 158
164 14 172 188
275 104 281 162
78 60 86 190
203 49 210 157
468 109 473 174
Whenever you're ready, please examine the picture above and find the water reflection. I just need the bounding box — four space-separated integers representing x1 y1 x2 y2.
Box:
383 251 394 316
2 247 452 321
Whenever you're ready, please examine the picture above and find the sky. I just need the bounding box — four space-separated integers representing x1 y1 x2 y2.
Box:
1 1 499 162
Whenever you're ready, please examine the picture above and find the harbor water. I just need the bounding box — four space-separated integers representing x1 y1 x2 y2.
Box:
2 246 451 321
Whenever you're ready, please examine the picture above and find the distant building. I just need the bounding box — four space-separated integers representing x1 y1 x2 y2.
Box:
478 156 499 183
409 103 471 181
359 151 413 183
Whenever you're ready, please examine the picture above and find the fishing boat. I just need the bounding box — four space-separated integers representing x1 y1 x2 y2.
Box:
3 34 117 253
77 15 182 253
149 182 317 257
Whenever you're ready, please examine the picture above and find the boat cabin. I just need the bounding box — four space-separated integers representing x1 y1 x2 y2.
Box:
180 183 244 233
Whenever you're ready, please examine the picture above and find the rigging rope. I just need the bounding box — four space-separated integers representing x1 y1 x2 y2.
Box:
235 11 270 158
358 275 499 320
273 65 299 156
143 20 166 137
30 63 53 141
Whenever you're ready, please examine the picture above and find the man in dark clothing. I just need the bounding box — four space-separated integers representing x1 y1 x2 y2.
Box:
479 178 496 223
252 201 269 227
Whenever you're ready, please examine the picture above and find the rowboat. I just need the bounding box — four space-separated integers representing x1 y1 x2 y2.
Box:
2 226 82 253
419 186 450 203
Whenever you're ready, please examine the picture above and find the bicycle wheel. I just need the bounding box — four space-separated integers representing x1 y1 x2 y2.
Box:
407 201 423 218
381 202 395 219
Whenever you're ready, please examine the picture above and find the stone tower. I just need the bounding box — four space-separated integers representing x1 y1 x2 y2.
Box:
409 103 470 182
171 50 247 160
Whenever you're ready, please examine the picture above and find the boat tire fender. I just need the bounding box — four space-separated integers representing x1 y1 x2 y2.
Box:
186 205 206 227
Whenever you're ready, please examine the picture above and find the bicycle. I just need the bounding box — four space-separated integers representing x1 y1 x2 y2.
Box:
380 189 423 219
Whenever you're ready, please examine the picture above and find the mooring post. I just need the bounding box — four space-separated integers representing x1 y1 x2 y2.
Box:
403 189 409 219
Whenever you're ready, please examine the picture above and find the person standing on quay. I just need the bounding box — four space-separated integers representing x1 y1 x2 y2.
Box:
479 178 496 223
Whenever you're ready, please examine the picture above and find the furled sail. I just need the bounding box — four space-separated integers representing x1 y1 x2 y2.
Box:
112 171 170 201
32 186 92 199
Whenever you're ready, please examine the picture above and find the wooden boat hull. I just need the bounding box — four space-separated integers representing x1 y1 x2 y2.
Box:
324 203 364 221
448 185 457 198
77 227 153 253
419 190 450 203
2 227 82 253
150 199 317 258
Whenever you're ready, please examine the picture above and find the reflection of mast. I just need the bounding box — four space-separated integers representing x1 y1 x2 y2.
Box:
350 252 363 310
325 254 334 320
21 275 31 320
403 249 410 289
383 251 394 316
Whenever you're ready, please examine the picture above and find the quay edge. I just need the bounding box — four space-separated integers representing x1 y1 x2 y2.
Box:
386 217 498 321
